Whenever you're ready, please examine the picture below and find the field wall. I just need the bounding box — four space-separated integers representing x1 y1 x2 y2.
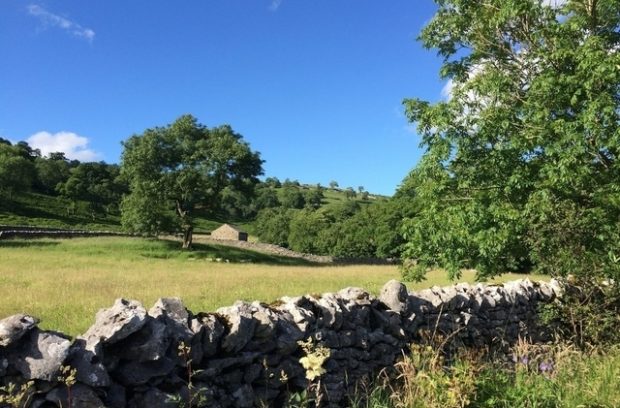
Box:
0 278 562 407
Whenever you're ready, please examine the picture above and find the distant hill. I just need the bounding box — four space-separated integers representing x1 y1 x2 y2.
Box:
0 183 388 235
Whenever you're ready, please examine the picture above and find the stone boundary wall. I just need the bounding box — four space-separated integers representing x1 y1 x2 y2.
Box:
0 226 128 240
0 279 562 407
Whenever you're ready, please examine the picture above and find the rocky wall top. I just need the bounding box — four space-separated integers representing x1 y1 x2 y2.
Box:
0 278 562 407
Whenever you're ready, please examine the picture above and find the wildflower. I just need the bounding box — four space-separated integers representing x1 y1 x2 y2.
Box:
299 354 328 381
539 361 554 373
297 339 330 381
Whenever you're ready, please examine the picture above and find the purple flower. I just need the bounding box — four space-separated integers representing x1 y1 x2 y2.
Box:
519 356 529 365
539 361 554 373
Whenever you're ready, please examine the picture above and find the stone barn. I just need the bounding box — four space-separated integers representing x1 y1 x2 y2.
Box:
210 223 248 241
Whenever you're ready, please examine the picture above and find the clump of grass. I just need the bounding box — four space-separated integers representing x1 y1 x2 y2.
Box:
356 340 620 408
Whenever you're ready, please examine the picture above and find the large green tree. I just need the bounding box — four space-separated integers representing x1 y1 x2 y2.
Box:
402 0 620 281
120 115 263 248
0 143 35 198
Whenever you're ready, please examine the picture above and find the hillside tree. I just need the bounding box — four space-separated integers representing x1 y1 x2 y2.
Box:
402 0 620 281
120 115 263 248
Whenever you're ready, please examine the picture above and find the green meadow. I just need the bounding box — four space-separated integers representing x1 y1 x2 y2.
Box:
0 236 545 336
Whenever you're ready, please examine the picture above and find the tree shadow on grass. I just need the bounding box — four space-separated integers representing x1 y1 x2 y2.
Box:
143 238 316 266
0 239 61 248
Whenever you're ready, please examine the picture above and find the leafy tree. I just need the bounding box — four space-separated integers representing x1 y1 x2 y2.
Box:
280 186 305 209
254 186 281 210
344 187 357 200
360 191 370 201
304 187 324 210
324 200 361 222
357 186 365 193
120 115 263 248
288 209 330 253
264 177 282 188
255 207 295 247
14 141 40 161
219 185 255 219
329 180 339 189
58 162 125 216
402 0 620 281
0 144 35 198
34 155 70 195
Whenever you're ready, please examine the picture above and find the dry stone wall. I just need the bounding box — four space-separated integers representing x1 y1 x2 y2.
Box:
0 279 562 407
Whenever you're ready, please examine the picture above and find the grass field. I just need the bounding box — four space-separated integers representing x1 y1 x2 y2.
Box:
0 236 546 336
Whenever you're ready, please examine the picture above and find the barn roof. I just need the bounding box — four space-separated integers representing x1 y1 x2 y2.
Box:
213 223 246 233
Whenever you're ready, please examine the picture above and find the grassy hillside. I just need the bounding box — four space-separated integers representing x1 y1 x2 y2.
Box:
0 236 546 335
0 192 122 231
0 186 386 234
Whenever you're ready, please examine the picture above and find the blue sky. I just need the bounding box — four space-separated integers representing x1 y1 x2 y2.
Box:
0 1 445 196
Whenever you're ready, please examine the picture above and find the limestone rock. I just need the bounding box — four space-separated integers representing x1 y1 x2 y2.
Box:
217 302 257 353
149 297 193 341
113 317 169 362
46 384 106 408
0 314 39 348
82 299 147 348
9 328 71 381
379 280 408 314
67 339 110 387
191 313 225 357
114 357 175 386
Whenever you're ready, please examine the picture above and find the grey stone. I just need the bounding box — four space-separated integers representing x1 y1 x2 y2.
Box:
277 296 316 331
102 381 127 408
149 297 193 341
314 294 344 329
114 357 175 386
217 302 257 353
379 280 408 313
191 313 225 357
251 303 277 339
46 384 106 408
0 314 39 348
67 339 110 387
338 287 372 308
128 388 177 408
114 317 169 362
10 328 71 381
81 299 147 348
233 384 254 408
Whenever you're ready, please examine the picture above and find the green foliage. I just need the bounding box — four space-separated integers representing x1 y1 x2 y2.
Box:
402 0 620 281
288 209 330 253
304 187 324 210
0 143 35 198
255 207 295 247
120 115 263 247
254 186 280 210
540 278 620 348
34 155 70 195
280 186 306 209
58 162 126 214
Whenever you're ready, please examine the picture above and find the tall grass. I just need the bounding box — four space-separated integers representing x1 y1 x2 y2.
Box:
356 341 620 408
0 237 545 336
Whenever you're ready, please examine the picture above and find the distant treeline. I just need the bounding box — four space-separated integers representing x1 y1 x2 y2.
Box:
0 136 418 259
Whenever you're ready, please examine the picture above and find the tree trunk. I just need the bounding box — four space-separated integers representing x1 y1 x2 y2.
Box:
182 225 193 249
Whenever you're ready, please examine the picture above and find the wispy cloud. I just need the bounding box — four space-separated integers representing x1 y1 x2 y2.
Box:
269 0 283 11
27 131 101 161
27 4 95 42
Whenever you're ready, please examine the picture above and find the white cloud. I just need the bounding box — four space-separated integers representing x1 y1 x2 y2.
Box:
27 4 95 42
441 79 455 100
27 131 101 161
269 0 283 11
